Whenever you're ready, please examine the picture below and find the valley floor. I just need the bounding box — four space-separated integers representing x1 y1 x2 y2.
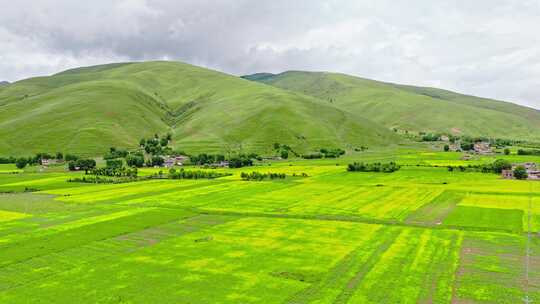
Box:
0 151 538 303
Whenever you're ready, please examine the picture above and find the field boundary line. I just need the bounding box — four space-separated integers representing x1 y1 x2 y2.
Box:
196 209 525 235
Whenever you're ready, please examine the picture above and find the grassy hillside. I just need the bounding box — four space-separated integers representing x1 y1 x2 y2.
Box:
0 62 399 156
244 71 540 140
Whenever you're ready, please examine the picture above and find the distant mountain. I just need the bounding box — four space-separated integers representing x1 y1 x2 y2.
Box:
0 81 9 87
0 62 399 156
244 71 540 141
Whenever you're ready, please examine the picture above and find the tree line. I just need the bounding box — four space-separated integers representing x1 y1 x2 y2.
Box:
347 162 401 173
167 168 231 180
240 171 286 181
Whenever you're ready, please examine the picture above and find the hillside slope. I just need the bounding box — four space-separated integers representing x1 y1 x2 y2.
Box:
0 62 399 156
244 71 540 140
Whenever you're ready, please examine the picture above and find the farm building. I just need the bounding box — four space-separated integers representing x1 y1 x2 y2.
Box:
473 142 492 154
501 162 540 180
162 155 190 167
41 159 58 166
501 169 514 179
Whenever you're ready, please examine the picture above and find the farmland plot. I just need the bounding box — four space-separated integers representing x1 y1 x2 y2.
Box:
0 154 539 303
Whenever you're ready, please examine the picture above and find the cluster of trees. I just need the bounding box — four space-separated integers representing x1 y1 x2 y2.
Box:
139 133 172 155
68 176 135 184
273 143 297 159
191 153 258 168
240 171 286 181
0 156 16 164
517 149 540 156
228 155 255 168
320 148 345 158
168 168 230 179
126 153 145 168
68 159 96 173
104 147 128 160
191 153 226 165
447 159 512 173
90 167 138 178
13 152 77 169
347 162 401 173
302 148 346 159
418 133 517 149
421 133 442 142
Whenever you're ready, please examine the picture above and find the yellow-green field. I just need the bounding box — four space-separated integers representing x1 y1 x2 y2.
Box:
0 151 538 303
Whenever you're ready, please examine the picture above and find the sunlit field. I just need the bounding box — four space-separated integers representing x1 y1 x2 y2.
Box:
0 151 538 303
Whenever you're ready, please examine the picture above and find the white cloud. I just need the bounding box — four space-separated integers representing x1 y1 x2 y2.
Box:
0 0 538 109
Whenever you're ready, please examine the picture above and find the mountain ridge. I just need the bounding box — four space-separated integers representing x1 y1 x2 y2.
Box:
243 70 540 140
0 61 399 156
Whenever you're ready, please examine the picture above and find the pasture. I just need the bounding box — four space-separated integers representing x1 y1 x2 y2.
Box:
0 151 538 303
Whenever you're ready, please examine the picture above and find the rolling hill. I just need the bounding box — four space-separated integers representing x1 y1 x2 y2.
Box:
243 71 540 141
0 61 399 156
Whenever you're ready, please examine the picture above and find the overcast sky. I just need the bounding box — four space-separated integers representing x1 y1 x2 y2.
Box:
1 0 539 109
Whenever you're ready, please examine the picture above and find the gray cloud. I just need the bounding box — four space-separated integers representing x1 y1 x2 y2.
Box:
1 0 539 109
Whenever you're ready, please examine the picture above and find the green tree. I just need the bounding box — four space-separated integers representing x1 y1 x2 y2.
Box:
106 159 123 169
504 148 510 155
280 150 289 159
15 158 27 169
76 159 96 174
492 159 511 173
126 155 144 167
443 145 450 152
151 156 164 167
513 166 528 180
55 152 63 160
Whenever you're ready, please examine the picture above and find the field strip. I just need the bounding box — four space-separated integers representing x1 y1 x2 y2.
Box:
196 209 527 234
332 228 401 304
0 214 238 292
0 208 194 267
283 227 400 304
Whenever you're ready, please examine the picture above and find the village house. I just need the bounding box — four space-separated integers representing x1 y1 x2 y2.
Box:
174 155 189 165
215 160 230 168
162 155 190 168
502 162 540 180
163 158 176 168
440 135 450 142
41 159 58 166
473 142 492 154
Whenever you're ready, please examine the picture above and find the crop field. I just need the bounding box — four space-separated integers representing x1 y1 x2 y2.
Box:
0 152 539 303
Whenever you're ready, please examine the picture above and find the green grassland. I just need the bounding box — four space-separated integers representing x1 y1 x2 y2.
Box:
244 71 540 140
0 151 538 303
0 62 399 156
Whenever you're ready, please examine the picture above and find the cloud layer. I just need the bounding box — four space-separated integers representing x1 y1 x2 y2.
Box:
1 0 539 108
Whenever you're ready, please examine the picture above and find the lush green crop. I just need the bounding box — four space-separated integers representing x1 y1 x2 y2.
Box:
0 150 538 303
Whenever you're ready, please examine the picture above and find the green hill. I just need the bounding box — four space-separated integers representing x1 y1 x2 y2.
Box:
243 71 540 140
0 62 399 156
